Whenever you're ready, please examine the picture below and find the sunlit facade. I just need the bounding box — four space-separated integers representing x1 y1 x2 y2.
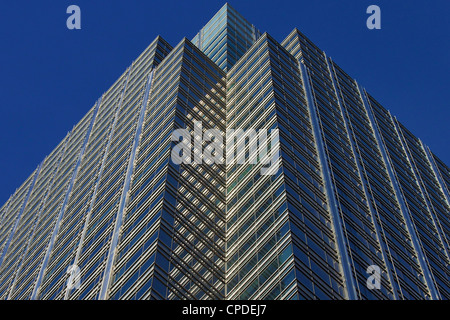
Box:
0 4 448 300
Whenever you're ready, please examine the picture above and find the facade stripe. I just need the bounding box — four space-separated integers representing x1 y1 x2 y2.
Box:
391 115 450 262
423 142 450 211
299 61 358 300
67 69 132 300
358 84 440 300
31 98 101 300
0 198 13 232
327 57 399 299
0 163 42 268
8 136 70 299
99 70 155 299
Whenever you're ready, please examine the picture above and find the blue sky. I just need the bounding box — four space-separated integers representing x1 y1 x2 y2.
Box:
0 0 449 204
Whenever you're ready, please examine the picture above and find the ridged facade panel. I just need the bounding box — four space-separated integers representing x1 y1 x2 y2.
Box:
0 3 448 300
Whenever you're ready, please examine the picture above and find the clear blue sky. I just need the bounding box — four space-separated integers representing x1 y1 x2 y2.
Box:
0 0 449 204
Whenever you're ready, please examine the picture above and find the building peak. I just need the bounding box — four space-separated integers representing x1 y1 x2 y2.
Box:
191 3 261 72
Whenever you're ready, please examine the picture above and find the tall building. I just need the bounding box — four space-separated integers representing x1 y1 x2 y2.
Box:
0 3 448 300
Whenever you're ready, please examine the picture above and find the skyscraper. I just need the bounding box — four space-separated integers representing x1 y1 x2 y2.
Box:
0 3 448 300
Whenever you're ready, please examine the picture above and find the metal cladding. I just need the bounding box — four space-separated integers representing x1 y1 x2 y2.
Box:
0 4 448 300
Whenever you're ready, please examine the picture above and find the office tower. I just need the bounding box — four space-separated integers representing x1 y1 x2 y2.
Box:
0 3 448 300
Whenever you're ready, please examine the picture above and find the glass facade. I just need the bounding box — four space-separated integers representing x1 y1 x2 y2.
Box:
192 3 261 72
0 4 448 300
